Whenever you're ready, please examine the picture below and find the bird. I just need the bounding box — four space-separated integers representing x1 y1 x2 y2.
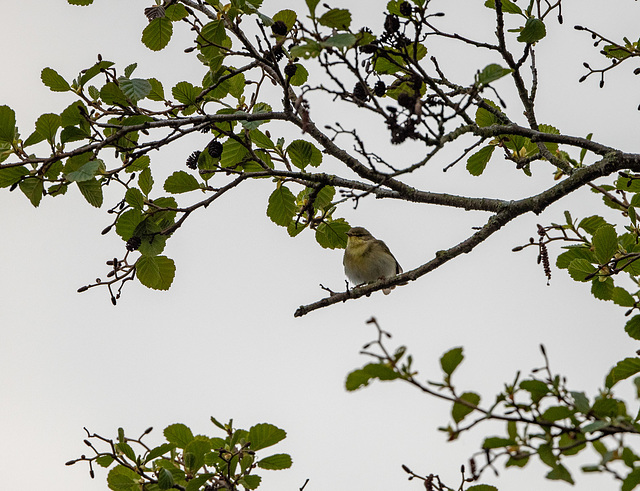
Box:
343 227 402 295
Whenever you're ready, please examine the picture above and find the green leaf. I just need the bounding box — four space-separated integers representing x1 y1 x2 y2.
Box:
147 78 165 101
467 486 499 491
318 8 351 29
157 467 174 490
145 443 176 463
556 246 594 269
546 464 574 484
116 209 143 240
125 188 145 210
220 137 248 168
593 224 618 263
345 363 399 390
623 468 640 491
541 405 573 422
305 0 320 16
107 465 140 491
567 258 596 282
477 64 512 85
100 82 129 106
272 9 297 29
248 423 286 451
35 113 61 144
164 171 200 194
475 99 504 127
571 391 590 413
19 178 44 207
591 277 614 301
467 145 495 176
257 453 293 470
79 60 114 86
68 0 94 4
608 358 640 387
287 140 322 169
452 392 481 424
139 167 153 196
592 397 619 417
482 437 516 449
315 219 350 249
119 77 152 103
518 18 546 43
172 81 201 106
116 442 137 462
626 316 640 340
582 420 610 433
519 379 548 403
238 475 261 490
322 33 356 49
0 166 28 188
288 64 309 86
249 129 275 149
578 215 608 235
142 17 173 51
126 155 150 173
165 3 189 21
0 105 16 143
136 255 176 290
440 347 464 377
65 159 102 182
96 455 115 468
41 67 70 92
484 0 522 14
267 185 296 226
77 178 104 207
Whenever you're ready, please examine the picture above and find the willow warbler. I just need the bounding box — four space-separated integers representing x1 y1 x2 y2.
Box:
343 227 402 295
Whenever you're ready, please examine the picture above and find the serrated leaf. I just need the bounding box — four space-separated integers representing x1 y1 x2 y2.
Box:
136 255 175 290
475 99 504 127
623 468 640 491
593 224 618 263
484 0 522 14
289 64 309 86
142 17 173 51
164 171 200 194
79 60 114 86
482 437 516 449
518 17 546 43
41 67 70 92
248 423 286 451
19 178 44 207
315 219 349 249
267 185 296 226
147 78 165 101
440 347 464 377
157 467 174 490
305 0 320 16
77 178 103 207
65 159 102 182
477 64 512 85
571 391 590 413
119 77 152 103
239 475 261 490
546 464 574 484
0 105 16 143
172 81 201 106
139 167 153 196
145 443 176 463
519 379 548 403
273 9 297 29
287 139 322 169
125 188 145 210
541 405 573 422
467 145 494 176
126 155 150 173
257 453 293 470
567 258 596 282
116 209 143 240
318 8 351 29
625 316 640 340
250 129 275 149
608 358 640 387
452 392 481 423
0 166 28 188
467 486 499 491
100 82 129 106
107 465 139 490
35 113 61 144
591 276 614 301
96 455 115 468
220 137 248 168
556 246 594 269
165 3 189 21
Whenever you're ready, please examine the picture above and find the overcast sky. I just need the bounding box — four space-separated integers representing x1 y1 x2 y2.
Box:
1 1 640 490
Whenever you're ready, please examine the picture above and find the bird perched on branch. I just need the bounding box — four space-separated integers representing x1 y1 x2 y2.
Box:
343 227 403 295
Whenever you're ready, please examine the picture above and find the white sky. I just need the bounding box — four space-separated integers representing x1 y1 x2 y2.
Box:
1 1 639 490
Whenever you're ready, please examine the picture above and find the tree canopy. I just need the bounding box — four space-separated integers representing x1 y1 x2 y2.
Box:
3 0 640 490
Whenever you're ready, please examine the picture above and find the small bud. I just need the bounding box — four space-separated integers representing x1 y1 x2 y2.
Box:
401 464 411 473
101 225 112 235
511 245 524 252
111 296 117 306
77 286 89 293
578 75 587 83
634 67 640 75
540 344 547 356
143 427 153 435
184 46 196 53
574 25 584 30
90 469 95 479
558 14 563 24
583 62 590 69
65 460 76 466
599 79 604 88
84 439 91 446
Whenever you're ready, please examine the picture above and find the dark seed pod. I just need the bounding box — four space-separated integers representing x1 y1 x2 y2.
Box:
397 92 415 109
186 150 201 169
360 43 378 54
384 14 400 33
207 140 223 159
284 63 298 78
126 236 142 252
144 6 165 21
271 20 288 36
374 80 386 97
399 1 412 16
353 82 368 102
